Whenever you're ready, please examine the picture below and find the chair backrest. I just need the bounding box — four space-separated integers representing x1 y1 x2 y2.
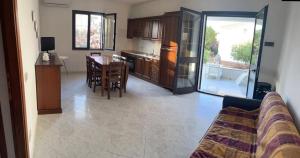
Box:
108 62 124 79
86 56 92 70
90 52 101 56
124 63 129 83
112 54 126 61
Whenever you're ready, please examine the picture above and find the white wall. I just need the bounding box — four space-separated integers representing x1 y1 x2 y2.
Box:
40 0 132 72
259 0 289 86
130 0 265 18
130 39 161 55
17 0 40 156
276 2 300 129
0 23 16 158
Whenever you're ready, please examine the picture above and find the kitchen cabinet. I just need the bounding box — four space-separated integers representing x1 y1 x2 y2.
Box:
143 19 152 39
150 59 160 83
161 12 179 47
127 19 134 38
159 12 180 90
127 17 162 40
121 51 160 85
151 19 162 40
135 57 144 76
143 58 151 79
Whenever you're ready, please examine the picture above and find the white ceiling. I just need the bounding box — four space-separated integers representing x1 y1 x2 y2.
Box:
115 0 153 5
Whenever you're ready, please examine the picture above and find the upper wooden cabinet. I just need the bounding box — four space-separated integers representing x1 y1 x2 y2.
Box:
151 19 162 40
127 19 134 38
161 12 180 47
127 17 162 40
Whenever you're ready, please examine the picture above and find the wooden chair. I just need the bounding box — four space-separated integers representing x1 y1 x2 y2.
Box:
90 52 101 56
106 62 124 99
112 54 126 61
86 56 93 87
92 61 102 92
123 63 129 93
117 56 128 93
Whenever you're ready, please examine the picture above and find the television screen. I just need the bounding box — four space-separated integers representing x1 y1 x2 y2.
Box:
41 37 55 51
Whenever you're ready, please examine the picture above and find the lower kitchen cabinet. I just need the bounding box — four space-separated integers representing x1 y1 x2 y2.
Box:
122 51 160 85
135 57 144 76
150 60 160 83
143 58 151 79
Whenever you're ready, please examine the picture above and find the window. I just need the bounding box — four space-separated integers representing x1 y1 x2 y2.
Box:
72 10 116 50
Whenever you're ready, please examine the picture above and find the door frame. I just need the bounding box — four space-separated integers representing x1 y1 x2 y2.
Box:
0 0 29 157
197 11 257 97
0 102 8 158
246 6 269 98
173 7 204 94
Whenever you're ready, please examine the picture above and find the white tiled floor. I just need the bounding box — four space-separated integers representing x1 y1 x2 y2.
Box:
33 73 222 158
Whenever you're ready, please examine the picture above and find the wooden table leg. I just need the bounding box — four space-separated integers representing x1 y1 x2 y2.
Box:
101 66 107 96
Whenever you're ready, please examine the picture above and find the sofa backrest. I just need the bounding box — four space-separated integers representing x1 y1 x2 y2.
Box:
256 92 300 158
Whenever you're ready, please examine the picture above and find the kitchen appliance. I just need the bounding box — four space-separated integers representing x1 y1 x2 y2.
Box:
126 56 136 73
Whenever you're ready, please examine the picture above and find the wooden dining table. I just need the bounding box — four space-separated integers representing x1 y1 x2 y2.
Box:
89 55 127 96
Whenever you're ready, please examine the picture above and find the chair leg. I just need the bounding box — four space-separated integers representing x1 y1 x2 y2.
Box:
62 60 68 74
93 75 96 92
124 81 126 93
119 81 122 97
88 75 92 88
86 72 88 84
107 81 110 100
93 83 96 92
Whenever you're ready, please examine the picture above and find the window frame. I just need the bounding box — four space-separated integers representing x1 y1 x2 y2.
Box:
72 10 116 51
103 13 117 51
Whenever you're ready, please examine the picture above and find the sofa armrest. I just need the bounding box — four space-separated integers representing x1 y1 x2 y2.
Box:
223 96 262 111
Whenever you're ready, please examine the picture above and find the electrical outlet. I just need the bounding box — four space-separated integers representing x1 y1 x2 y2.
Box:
29 127 31 141
24 72 28 82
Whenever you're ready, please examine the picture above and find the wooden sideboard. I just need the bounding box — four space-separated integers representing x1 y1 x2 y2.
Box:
35 53 62 114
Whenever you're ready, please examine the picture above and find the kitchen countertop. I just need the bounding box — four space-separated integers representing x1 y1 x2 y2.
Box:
121 50 160 60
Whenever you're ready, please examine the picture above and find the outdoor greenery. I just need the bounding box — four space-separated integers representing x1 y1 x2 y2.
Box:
231 30 262 64
203 27 218 63
231 42 253 63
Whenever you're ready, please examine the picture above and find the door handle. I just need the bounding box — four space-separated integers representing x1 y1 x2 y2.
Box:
251 69 256 72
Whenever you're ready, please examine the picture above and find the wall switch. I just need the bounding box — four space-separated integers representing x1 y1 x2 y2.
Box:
264 41 275 47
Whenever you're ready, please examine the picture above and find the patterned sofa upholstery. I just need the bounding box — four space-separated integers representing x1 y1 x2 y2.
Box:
191 92 300 158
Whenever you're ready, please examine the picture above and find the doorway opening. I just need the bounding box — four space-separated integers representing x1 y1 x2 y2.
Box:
198 13 257 97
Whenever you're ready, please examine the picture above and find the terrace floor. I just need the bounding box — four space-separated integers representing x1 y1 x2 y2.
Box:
200 78 247 97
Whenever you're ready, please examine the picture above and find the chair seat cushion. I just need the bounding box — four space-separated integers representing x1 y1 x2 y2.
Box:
191 107 259 158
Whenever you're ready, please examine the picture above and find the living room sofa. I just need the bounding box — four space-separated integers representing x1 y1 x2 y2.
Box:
191 92 300 158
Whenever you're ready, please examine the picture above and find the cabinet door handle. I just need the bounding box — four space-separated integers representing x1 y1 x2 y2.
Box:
161 48 172 51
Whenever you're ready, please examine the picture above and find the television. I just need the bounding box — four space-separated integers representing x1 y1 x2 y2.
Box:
41 37 55 53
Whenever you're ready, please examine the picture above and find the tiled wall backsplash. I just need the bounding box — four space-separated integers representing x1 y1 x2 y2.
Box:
130 39 161 56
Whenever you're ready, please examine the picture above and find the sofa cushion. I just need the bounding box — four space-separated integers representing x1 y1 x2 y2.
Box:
191 107 259 158
256 92 300 158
